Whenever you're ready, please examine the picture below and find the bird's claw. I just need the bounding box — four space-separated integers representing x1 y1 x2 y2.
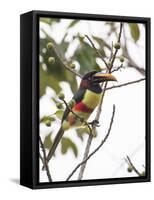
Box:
89 120 100 127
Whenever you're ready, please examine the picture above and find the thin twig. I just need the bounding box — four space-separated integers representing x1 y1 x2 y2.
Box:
105 78 145 91
39 153 44 164
66 104 116 181
109 41 114 61
111 63 123 73
85 35 109 68
52 45 82 78
126 156 142 176
111 22 123 66
39 136 52 182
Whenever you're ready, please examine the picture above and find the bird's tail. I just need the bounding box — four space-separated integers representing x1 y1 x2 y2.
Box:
42 126 64 170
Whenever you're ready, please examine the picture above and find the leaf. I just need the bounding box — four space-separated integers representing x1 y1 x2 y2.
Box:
128 23 140 42
40 115 55 123
54 109 64 120
44 132 53 149
92 36 109 53
40 64 62 97
67 20 79 29
40 17 60 25
76 127 89 141
61 137 78 157
73 41 101 74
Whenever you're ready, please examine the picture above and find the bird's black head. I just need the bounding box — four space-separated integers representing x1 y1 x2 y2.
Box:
80 70 117 90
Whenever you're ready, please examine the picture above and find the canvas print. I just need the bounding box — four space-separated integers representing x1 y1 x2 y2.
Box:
39 17 146 183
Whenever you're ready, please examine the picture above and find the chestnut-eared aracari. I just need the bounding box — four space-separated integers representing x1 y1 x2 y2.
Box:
45 71 117 166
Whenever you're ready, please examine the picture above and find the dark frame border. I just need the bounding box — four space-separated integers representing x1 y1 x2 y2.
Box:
20 10 151 189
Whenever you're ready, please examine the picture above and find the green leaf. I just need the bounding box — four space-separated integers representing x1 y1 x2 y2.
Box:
54 109 64 120
92 36 109 53
40 115 55 123
73 41 101 74
76 127 89 141
44 132 53 149
67 20 79 29
128 23 140 42
61 137 78 157
40 17 60 25
40 64 62 97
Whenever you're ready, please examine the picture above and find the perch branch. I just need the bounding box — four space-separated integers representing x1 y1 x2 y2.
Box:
77 82 107 180
39 136 52 182
66 104 116 181
77 22 123 180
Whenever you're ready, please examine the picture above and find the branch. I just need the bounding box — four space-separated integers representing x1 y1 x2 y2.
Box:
106 78 145 91
39 136 52 182
111 63 123 73
85 35 109 68
66 104 116 181
111 22 123 66
126 156 142 176
77 22 123 180
77 82 107 180
109 41 114 61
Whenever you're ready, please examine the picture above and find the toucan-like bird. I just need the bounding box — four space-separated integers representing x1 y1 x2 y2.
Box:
45 71 117 166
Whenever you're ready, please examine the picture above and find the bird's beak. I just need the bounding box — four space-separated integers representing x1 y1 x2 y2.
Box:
93 72 117 83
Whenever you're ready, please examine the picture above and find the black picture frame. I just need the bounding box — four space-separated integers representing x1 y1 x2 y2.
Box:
20 10 151 189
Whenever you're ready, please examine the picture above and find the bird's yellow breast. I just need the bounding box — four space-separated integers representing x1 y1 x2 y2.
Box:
82 89 102 109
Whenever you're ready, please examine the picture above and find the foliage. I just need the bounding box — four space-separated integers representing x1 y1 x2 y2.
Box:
61 137 78 157
128 23 140 42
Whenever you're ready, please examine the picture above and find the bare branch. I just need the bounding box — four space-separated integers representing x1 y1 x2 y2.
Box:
111 63 123 73
77 134 93 180
111 22 123 67
66 104 116 181
77 23 123 180
77 82 107 180
106 78 145 91
109 41 114 61
85 35 109 69
39 136 52 182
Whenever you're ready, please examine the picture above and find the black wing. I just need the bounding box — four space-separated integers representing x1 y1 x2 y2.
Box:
61 88 86 122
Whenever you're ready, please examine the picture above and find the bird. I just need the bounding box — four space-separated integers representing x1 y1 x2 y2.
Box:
44 70 117 168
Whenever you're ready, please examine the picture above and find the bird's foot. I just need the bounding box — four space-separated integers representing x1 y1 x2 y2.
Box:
89 120 100 127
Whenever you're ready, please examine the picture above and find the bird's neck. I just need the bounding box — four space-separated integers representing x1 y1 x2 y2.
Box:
80 81 102 94
88 84 102 93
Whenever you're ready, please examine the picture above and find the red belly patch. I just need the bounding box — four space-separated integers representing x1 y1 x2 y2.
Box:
73 101 93 113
